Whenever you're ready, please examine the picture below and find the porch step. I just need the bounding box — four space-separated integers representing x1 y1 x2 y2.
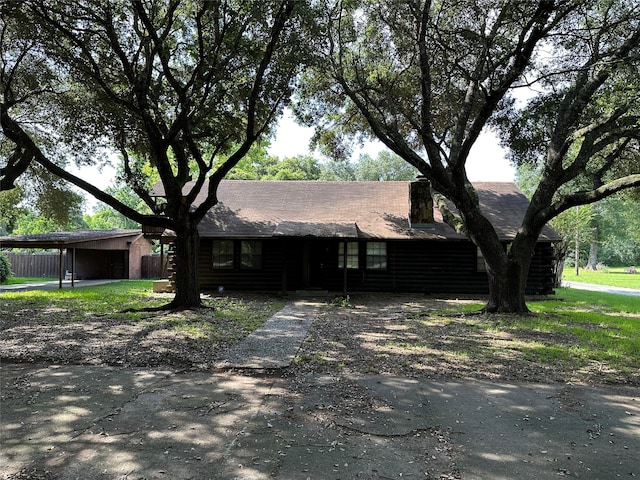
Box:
294 289 331 297
153 279 175 293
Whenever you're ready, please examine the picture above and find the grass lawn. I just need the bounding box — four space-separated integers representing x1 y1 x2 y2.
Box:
0 280 285 368
519 289 639 381
562 266 640 289
0 279 284 322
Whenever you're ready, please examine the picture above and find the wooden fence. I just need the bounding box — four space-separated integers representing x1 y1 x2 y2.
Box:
141 254 165 279
5 252 164 279
4 252 63 278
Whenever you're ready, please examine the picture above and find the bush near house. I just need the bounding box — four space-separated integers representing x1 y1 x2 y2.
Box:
0 252 13 283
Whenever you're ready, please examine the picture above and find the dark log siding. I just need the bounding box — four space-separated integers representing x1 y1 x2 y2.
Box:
527 242 556 295
198 238 556 295
199 239 286 291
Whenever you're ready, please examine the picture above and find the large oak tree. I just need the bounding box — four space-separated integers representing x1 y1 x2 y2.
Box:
1 0 308 308
298 0 640 312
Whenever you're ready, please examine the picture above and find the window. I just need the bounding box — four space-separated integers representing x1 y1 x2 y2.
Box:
338 241 359 269
366 242 387 269
212 240 234 269
241 240 262 269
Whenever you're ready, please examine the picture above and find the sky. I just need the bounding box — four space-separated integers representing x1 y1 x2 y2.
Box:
267 109 515 182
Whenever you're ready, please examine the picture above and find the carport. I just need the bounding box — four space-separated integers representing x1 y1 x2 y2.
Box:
0 229 152 288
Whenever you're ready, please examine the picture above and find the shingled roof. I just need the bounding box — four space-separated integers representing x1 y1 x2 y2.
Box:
0 229 143 249
171 180 559 242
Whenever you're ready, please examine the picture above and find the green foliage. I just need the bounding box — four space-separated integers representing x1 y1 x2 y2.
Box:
318 160 356 181
330 295 352 307
226 144 417 182
518 163 640 267
552 205 595 261
84 184 150 230
37 189 85 227
353 151 418 181
267 156 322 180
0 251 12 283
0 187 26 234
0 169 86 235
597 194 640 266
227 153 321 180
11 209 87 235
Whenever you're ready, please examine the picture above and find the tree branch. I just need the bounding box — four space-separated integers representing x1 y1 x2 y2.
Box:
547 174 640 219
1 104 169 228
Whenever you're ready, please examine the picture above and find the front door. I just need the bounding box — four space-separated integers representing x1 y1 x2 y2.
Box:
303 240 327 289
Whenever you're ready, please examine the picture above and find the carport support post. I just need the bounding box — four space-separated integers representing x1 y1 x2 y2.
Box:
58 248 63 289
71 248 75 288
342 240 348 298
160 243 164 278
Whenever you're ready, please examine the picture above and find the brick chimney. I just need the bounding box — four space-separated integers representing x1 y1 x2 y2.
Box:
409 177 435 230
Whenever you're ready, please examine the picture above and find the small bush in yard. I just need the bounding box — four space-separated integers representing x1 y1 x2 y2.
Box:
0 252 12 283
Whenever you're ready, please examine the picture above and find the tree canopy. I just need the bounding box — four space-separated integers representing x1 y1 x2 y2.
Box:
2 0 639 312
1 0 309 307
297 0 640 312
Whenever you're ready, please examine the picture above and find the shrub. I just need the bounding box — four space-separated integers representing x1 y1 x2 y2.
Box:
0 252 12 283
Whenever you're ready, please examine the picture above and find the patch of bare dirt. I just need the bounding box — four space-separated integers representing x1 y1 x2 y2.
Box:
289 293 638 385
1 292 636 385
0 293 280 370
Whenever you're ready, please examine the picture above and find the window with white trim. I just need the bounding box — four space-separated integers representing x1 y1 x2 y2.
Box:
212 240 234 269
241 240 262 269
366 242 387 269
338 241 359 269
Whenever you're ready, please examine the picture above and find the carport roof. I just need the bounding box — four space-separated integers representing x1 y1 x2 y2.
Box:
0 229 143 249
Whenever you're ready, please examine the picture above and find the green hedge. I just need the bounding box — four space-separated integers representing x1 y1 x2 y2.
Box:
0 252 12 283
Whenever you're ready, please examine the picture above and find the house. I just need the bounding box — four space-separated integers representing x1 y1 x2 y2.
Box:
0 229 153 284
152 179 559 295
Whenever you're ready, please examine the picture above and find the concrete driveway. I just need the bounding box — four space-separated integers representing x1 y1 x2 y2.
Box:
1 364 638 480
0 279 121 294
562 281 640 297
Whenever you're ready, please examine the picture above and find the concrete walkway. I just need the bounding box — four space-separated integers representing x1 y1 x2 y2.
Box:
215 299 322 369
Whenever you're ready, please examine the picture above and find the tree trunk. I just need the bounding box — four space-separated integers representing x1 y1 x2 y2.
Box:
575 237 580 276
169 222 202 309
483 256 530 313
586 241 598 270
478 230 539 314
552 242 568 288
586 219 599 270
